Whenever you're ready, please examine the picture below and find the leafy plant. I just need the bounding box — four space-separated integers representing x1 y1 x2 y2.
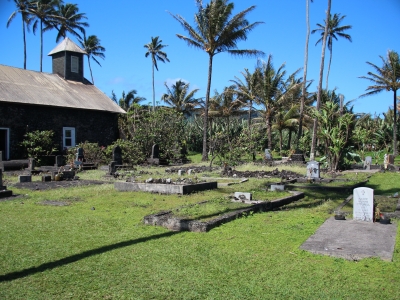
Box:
20 130 57 160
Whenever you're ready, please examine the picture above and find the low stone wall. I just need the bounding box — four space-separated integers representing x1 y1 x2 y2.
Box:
115 181 218 194
143 191 304 232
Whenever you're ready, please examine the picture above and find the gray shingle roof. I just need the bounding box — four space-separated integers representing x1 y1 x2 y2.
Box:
48 37 87 56
0 64 125 114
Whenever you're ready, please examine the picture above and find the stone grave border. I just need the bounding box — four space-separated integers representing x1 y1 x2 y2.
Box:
143 191 304 232
285 179 369 191
115 181 218 195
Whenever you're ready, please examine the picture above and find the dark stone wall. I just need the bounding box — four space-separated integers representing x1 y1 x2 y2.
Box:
0 102 119 159
51 51 84 82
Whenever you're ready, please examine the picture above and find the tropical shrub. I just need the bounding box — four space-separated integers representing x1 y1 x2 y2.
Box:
20 130 57 160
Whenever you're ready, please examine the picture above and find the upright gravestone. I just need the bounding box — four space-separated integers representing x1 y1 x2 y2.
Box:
264 149 272 160
28 158 35 171
113 146 123 165
76 147 85 161
364 156 372 170
353 187 374 222
388 154 395 165
0 169 13 198
151 144 159 159
0 169 4 189
306 161 320 179
54 155 64 167
0 151 3 172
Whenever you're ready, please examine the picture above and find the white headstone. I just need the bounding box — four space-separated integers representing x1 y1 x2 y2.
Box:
353 187 374 222
178 170 183 176
364 156 372 170
234 192 252 201
306 161 320 178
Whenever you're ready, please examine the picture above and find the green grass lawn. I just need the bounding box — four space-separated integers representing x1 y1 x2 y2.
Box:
0 168 399 299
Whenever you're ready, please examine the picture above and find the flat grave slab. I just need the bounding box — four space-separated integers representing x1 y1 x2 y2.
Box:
115 181 218 194
300 217 397 261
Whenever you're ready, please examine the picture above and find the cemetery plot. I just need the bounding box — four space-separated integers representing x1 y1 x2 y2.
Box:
144 191 304 232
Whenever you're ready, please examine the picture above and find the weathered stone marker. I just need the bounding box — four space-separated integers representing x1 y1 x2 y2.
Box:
353 187 374 222
55 155 64 167
113 146 122 165
76 147 84 161
0 169 13 198
234 192 252 201
306 161 320 179
264 149 272 160
28 158 36 171
151 144 159 159
18 175 32 183
364 156 372 170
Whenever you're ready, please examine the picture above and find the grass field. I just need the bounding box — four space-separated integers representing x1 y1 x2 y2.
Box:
0 166 399 299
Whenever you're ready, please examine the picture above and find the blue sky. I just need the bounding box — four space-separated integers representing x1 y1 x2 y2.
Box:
1 0 399 116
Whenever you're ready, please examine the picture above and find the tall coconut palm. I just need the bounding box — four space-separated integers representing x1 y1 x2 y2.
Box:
310 0 331 161
78 35 105 84
312 12 352 90
144 36 170 111
52 3 88 43
169 0 264 161
7 0 32 69
161 80 200 116
297 0 313 148
28 0 60 72
359 50 400 155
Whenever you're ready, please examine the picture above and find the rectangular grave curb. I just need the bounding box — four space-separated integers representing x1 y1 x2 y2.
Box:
143 191 304 232
115 181 218 194
286 180 368 191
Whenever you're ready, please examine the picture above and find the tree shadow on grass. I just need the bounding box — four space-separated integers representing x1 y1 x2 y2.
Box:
0 231 179 282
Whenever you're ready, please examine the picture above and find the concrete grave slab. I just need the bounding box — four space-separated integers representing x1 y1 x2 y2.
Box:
300 217 397 261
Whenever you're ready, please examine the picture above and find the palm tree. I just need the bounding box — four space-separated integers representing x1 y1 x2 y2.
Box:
312 12 352 90
28 0 60 72
272 105 299 153
52 3 88 43
119 90 146 112
79 35 106 84
7 0 32 69
257 55 301 151
169 0 264 161
310 0 331 161
297 0 313 148
161 80 200 116
359 50 400 155
144 36 170 111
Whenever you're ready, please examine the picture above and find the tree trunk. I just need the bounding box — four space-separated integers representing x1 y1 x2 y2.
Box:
288 129 292 150
326 45 333 90
297 0 310 149
394 89 398 156
40 19 43 72
266 112 272 150
310 0 331 161
22 15 26 70
88 56 94 84
202 54 213 161
279 130 283 153
152 61 155 111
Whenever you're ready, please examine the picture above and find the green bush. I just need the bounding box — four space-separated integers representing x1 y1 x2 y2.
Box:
20 130 57 160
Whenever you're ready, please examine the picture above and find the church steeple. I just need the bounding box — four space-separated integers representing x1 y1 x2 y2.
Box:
48 37 87 82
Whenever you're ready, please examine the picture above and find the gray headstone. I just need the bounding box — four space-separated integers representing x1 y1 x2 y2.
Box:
178 170 183 176
364 156 372 170
113 146 123 165
151 144 159 159
306 161 320 178
353 187 374 222
109 161 117 175
55 155 64 167
234 192 252 201
271 184 285 191
76 147 84 161
0 169 3 186
188 169 193 175
388 154 395 165
264 149 272 160
28 158 35 171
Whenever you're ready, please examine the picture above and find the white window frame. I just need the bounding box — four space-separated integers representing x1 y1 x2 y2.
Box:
63 127 76 149
71 56 79 73
0 127 10 160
